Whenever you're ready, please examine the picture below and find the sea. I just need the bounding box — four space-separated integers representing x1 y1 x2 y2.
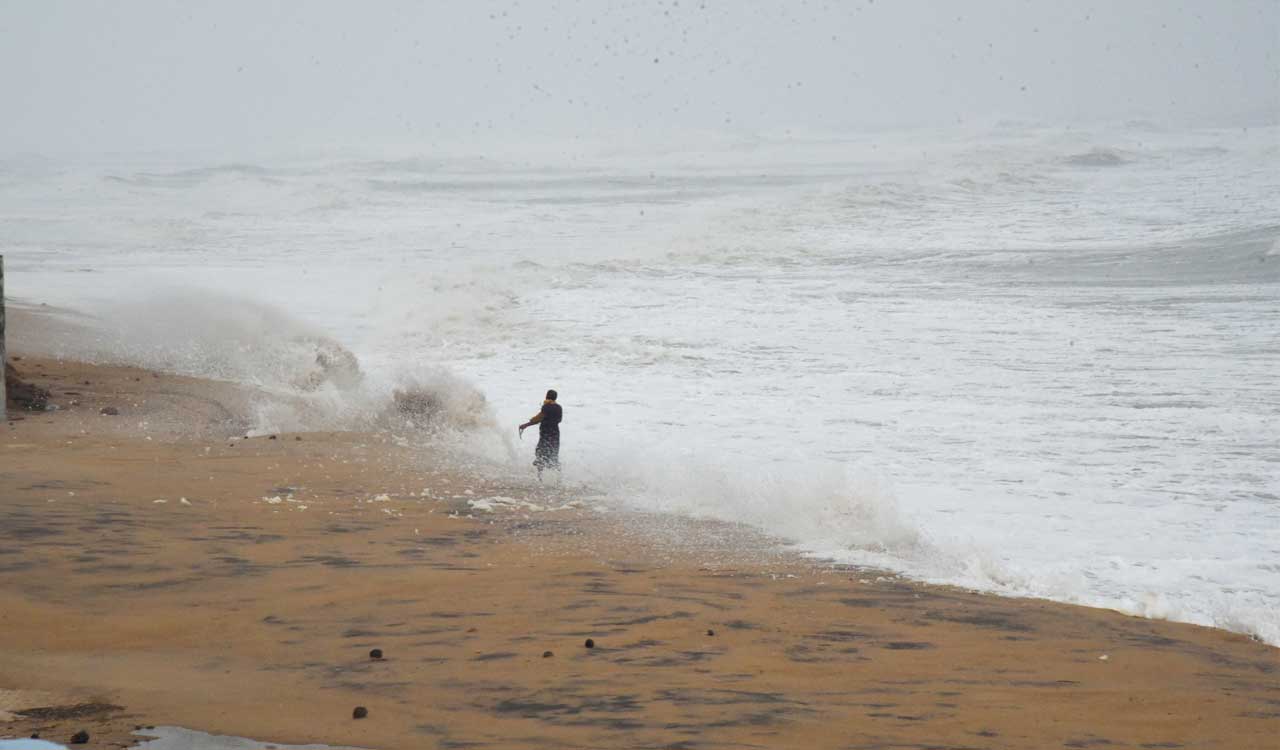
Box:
3 122 1278 645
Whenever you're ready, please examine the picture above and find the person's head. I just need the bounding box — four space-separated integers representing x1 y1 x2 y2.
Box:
545 389 558 402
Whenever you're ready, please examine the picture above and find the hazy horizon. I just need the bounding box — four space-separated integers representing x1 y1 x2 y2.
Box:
1 0 1277 158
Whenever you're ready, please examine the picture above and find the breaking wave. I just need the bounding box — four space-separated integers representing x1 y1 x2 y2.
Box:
15 290 511 455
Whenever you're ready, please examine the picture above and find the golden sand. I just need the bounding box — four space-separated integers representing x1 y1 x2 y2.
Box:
1 357 1276 749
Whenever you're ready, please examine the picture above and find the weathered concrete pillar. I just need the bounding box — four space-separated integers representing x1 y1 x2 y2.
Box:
1 254 6 422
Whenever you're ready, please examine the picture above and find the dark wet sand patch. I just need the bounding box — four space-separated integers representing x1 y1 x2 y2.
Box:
472 652 518 662
598 611 694 627
612 650 723 668
924 609 1034 632
1064 738 1115 748
17 702 123 720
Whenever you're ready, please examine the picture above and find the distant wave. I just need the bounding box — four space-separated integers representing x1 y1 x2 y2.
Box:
105 163 283 187
1062 147 1133 167
1014 224 1280 286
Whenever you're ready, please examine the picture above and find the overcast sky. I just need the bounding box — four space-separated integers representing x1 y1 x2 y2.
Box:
1 0 1276 155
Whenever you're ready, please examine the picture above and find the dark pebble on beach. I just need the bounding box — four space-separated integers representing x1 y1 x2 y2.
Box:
370 648 383 659
584 638 595 649
70 730 90 744
269 434 277 440
707 629 715 636
295 436 302 441
542 650 554 658
353 706 368 719
100 406 119 415
29 734 39 739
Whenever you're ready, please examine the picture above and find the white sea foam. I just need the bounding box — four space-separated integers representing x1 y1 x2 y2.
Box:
132 726 364 750
0 740 68 750
5 123 1278 644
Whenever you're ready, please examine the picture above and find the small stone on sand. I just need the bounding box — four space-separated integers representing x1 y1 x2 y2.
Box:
370 648 383 659
584 638 595 649
542 650 554 658
70 730 90 744
269 435 277 440
353 706 368 719
100 406 119 416
707 629 715 636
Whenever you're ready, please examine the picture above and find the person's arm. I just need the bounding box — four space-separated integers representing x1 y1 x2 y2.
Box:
518 412 543 436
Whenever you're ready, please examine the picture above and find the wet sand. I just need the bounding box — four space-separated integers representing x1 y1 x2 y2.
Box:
1 357 1277 749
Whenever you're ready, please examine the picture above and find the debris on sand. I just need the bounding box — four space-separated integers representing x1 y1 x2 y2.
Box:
5 363 50 412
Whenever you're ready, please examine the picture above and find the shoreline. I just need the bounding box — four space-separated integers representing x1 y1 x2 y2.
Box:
2 355 1277 749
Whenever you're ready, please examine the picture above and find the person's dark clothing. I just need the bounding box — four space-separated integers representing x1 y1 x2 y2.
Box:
534 401 562 470
538 402 562 437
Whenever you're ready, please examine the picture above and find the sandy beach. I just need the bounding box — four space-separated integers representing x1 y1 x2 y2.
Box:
0 354 1274 749
3 0 1278 746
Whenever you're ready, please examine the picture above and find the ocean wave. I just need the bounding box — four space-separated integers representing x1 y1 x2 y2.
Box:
105 163 285 187
1020 224 1280 285
1062 147 1134 167
572 439 923 560
570 436 1280 647
17 291 512 455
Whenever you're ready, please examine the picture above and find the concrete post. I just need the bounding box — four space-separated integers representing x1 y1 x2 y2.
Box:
1 254 6 422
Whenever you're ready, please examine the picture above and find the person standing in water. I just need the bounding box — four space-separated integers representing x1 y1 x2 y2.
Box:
519 389 562 479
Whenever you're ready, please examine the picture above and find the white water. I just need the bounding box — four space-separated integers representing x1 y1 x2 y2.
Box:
4 123 1278 644
0 727 366 750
